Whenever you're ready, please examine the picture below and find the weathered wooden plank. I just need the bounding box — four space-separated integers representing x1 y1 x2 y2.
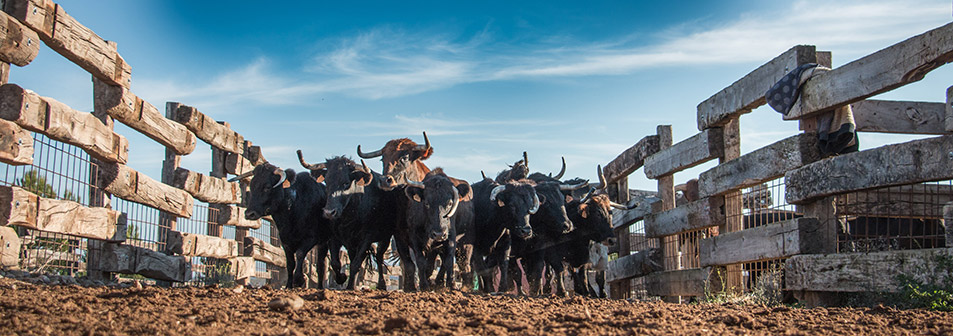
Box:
245 144 266 166
243 236 285 267
0 226 20 268
0 118 31 165
172 167 242 204
603 135 659 183
166 231 240 258
945 203 953 247
230 256 256 280
612 197 658 229
852 100 948 135
3 0 131 88
785 248 953 292
644 196 725 238
92 79 196 155
697 45 816 130
699 218 819 267
218 205 261 229
785 135 953 204
644 128 724 179
99 242 191 282
606 247 662 282
836 184 953 218
699 133 821 198
785 22 953 121
645 267 711 297
97 162 193 218
0 83 129 163
946 86 953 132
225 152 254 176
0 185 124 241
173 104 244 154
0 10 38 66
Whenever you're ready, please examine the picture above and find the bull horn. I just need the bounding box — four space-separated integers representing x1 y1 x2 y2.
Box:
489 185 506 201
559 180 589 191
609 201 637 210
228 170 255 182
357 144 383 159
445 185 460 218
272 168 287 189
550 157 566 180
360 159 371 173
406 179 425 188
296 150 326 171
415 131 431 151
579 187 595 204
523 151 529 168
481 171 487 180
529 192 540 214
589 164 607 190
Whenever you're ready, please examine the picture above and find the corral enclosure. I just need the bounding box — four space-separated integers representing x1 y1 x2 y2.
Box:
0 0 948 311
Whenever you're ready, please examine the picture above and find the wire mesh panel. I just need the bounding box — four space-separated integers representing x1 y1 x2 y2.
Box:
835 181 951 253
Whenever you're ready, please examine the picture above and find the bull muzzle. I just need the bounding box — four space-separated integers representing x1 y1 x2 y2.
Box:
245 210 262 221
323 208 340 220
430 230 450 242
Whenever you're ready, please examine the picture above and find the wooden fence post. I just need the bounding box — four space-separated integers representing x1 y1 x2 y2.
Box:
654 125 679 303
717 118 743 295
608 177 630 299
157 102 182 287
87 71 116 281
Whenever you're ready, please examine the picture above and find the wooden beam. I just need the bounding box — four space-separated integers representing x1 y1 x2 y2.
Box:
946 86 953 132
172 167 242 204
0 83 129 163
166 231 240 258
697 45 816 130
92 79 196 155
644 128 724 179
0 118 31 165
603 135 660 184
99 242 191 282
699 133 821 198
225 152 254 176
785 248 953 292
852 100 949 135
785 135 953 204
218 205 261 229
0 185 123 241
0 226 20 268
173 104 244 154
245 144 266 166
699 218 819 267
645 196 725 238
945 203 953 248
97 162 193 218
606 247 662 282
0 10 39 66
2 0 131 88
243 236 285 267
645 267 711 297
612 197 658 229
836 183 953 218
230 256 256 280
785 22 953 121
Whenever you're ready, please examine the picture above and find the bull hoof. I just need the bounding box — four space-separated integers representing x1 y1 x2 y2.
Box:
335 273 347 285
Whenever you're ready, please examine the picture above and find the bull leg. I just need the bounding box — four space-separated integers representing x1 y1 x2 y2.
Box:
526 258 544 296
282 245 297 289
315 244 329 289
440 241 456 289
595 269 607 298
292 248 309 288
542 265 552 295
375 239 390 290
346 242 372 290
415 248 432 291
455 244 474 291
329 241 347 285
393 236 416 292
572 266 589 296
470 254 494 293
552 261 567 297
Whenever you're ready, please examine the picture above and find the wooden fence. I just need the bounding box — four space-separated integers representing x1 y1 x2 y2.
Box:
604 21 953 305
0 0 295 287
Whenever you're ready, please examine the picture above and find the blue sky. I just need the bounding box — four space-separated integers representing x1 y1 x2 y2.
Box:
9 0 953 191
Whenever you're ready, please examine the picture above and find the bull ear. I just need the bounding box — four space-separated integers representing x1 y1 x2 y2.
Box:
579 203 589 219
565 194 573 203
455 183 471 201
404 186 424 203
283 169 296 188
310 169 327 183
497 199 505 207
350 169 373 186
537 193 547 204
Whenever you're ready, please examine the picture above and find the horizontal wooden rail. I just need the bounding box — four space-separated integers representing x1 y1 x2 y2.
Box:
836 184 953 218
606 247 661 282
0 226 18 268
3 0 131 88
699 133 820 198
99 242 191 282
0 10 39 66
603 135 659 184
173 168 242 204
785 248 953 293
217 205 261 229
644 128 724 179
853 99 949 135
697 45 816 130
167 231 239 258
0 83 129 163
0 118 32 165
785 22 953 121
92 79 197 155
785 135 953 204
611 197 657 229
173 104 244 154
0 185 123 241
644 196 724 238
97 161 194 218
243 236 285 267
699 217 818 267
230 256 256 280
225 152 254 176
645 267 711 297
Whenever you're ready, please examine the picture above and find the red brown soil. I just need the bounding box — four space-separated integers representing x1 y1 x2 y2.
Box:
0 278 951 335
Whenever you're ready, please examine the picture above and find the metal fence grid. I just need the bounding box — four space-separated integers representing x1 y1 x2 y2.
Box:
835 181 951 253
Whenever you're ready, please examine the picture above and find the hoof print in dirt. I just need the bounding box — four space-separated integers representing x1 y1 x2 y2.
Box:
268 295 304 311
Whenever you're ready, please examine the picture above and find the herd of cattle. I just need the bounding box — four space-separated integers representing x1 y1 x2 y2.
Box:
230 132 634 297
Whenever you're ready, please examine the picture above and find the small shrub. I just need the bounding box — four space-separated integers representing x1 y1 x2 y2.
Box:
891 254 953 311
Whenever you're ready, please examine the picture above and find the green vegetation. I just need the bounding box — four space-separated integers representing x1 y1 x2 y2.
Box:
891 254 953 311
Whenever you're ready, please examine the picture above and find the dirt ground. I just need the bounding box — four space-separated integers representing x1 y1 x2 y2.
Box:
0 278 951 335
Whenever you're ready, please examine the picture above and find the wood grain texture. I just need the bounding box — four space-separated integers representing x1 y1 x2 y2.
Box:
645 267 711 297
644 196 725 238
0 226 20 268
945 86 953 132
230 256 256 280
611 197 659 229
97 162 193 218
699 133 821 198
853 99 948 135
697 45 816 130
225 152 254 176
606 247 662 282
785 248 953 292
945 203 953 248
3 0 131 88
644 128 724 179
218 205 261 229
166 231 239 258
0 185 120 240
92 79 196 155
243 236 285 267
173 167 242 204
0 118 31 165
0 10 39 66
785 22 953 121
173 104 244 154
0 83 128 163
785 135 953 204
603 135 659 183
99 242 191 282
699 218 819 267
